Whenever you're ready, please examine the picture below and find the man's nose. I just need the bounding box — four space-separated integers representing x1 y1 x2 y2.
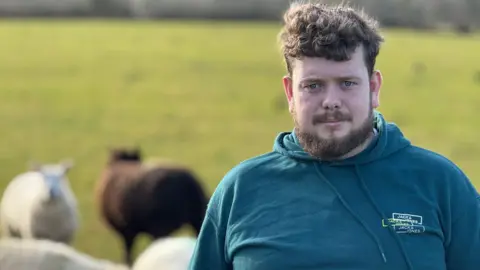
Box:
322 86 341 110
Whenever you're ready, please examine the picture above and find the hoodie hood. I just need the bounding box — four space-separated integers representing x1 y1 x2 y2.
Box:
273 111 411 165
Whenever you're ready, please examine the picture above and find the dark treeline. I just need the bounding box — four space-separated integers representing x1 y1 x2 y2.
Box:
0 0 477 32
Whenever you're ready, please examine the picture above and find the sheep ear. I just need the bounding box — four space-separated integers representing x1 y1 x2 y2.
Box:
132 144 141 155
61 159 75 172
28 161 41 171
106 145 115 153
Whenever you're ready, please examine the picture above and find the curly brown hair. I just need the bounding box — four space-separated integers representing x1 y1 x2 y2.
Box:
278 1 384 77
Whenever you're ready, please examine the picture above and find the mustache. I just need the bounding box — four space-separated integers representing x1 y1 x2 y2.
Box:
312 111 352 124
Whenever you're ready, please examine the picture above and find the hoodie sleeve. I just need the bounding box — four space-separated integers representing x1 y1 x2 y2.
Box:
188 211 229 270
444 171 480 270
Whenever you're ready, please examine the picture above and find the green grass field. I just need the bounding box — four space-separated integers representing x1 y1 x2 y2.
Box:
0 19 479 263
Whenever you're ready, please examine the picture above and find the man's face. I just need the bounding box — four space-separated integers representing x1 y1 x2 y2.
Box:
282 46 382 160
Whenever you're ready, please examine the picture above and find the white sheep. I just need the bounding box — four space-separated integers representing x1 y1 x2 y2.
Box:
0 159 79 244
0 238 129 270
132 236 197 270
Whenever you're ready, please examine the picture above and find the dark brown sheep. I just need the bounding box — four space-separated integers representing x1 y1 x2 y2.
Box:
95 147 209 266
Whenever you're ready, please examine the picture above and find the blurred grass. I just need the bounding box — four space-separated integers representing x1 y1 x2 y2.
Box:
0 20 479 262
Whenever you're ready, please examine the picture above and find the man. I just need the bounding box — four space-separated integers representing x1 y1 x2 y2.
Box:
189 2 480 270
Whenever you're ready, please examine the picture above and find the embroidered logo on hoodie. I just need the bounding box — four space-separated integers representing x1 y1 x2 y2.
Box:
382 213 426 234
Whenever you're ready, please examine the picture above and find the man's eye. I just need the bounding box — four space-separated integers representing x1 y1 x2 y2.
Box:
305 83 321 90
343 81 357 87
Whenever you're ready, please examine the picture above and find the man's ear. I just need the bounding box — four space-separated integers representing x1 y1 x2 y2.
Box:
283 75 295 114
370 70 382 109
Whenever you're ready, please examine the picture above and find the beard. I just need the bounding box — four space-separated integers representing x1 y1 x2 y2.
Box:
292 106 374 161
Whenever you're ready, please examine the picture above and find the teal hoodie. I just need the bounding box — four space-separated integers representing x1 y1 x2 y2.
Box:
189 111 480 270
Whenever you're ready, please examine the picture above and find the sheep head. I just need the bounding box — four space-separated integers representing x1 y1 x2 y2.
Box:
29 159 75 202
108 146 142 164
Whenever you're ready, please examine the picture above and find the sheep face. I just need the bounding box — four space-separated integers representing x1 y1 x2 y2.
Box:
30 160 75 203
108 147 142 164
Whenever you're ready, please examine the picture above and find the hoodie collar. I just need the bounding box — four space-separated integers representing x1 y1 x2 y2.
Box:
273 111 411 166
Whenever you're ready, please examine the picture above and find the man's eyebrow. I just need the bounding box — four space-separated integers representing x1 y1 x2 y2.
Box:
299 77 325 83
335 76 362 81
299 75 362 82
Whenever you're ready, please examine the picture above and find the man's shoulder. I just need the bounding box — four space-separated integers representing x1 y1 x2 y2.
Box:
402 144 463 172
218 151 284 187
206 151 284 219
209 150 285 201
397 144 470 185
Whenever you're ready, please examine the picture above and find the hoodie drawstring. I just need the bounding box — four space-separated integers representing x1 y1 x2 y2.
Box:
313 163 388 264
354 165 414 270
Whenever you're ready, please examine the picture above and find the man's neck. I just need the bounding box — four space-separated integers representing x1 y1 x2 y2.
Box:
339 128 378 160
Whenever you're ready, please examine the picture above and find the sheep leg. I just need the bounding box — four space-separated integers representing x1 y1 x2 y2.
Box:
122 232 136 266
7 225 21 238
189 208 207 236
188 193 209 236
1 223 21 238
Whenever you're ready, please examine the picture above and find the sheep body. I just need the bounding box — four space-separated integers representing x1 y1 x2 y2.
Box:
132 236 196 270
96 148 208 265
0 160 79 244
0 238 129 270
